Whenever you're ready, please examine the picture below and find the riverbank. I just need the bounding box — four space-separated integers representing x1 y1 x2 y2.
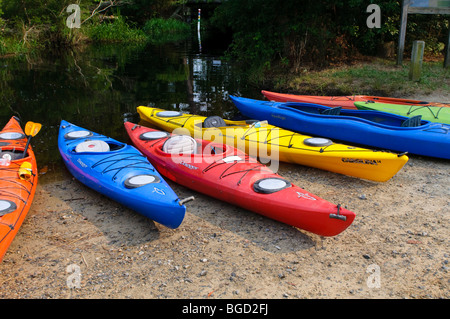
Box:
0 89 449 300
265 57 450 99
0 17 191 58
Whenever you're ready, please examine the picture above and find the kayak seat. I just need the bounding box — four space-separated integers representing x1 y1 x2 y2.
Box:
401 115 422 127
321 106 342 115
162 135 198 155
203 116 226 128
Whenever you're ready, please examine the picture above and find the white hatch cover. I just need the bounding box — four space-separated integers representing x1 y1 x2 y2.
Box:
253 177 291 194
75 140 110 153
156 111 183 117
162 135 197 154
0 132 25 140
139 131 170 140
64 130 93 140
303 137 333 147
124 174 160 189
0 200 17 216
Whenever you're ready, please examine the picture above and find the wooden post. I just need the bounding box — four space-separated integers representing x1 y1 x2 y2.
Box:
397 0 410 66
409 40 425 81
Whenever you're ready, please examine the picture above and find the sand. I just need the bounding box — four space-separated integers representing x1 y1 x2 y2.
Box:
0 94 448 302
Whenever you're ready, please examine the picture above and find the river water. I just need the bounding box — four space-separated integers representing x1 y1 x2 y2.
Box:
0 33 262 179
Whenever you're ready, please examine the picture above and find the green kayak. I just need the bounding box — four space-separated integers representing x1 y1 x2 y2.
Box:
354 101 450 125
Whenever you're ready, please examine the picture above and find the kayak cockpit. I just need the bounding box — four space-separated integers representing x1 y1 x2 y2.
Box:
0 148 28 161
193 116 268 130
161 134 227 156
70 139 125 153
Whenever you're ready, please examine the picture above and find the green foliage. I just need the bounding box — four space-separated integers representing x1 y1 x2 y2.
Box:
119 0 182 23
0 36 28 56
212 0 449 76
143 18 190 35
0 0 192 54
1 0 72 25
142 18 191 44
0 0 78 53
83 16 148 43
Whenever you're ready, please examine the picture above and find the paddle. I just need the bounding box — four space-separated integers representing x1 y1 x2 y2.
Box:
22 121 42 157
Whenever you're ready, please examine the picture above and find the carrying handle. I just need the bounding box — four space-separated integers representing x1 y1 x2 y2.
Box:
179 196 195 206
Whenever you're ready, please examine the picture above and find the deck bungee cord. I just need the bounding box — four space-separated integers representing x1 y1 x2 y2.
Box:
202 154 267 186
132 123 272 188
90 152 157 181
0 167 35 234
329 95 357 101
405 104 445 120
0 165 34 202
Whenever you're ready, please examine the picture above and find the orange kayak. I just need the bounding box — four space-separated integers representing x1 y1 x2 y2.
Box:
0 117 38 262
262 90 450 110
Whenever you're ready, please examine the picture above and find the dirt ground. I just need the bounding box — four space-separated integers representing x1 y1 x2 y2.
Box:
0 93 448 303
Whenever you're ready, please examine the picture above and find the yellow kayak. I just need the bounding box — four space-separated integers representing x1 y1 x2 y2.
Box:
137 106 408 182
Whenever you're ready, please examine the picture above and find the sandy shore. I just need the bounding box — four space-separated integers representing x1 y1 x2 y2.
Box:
0 95 449 301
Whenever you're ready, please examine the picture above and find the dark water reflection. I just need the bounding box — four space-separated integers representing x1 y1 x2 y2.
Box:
0 35 261 179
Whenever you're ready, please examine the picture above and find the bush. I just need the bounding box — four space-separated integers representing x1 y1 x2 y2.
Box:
142 18 190 44
84 16 147 43
143 18 190 36
211 0 449 74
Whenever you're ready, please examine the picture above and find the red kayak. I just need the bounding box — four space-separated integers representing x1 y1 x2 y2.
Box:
124 121 355 237
262 90 450 109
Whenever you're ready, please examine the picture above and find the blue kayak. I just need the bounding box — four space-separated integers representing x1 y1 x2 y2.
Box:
230 96 450 160
58 120 187 228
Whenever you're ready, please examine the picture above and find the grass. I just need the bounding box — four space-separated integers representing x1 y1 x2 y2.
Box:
0 37 30 56
83 17 190 44
142 18 191 44
143 18 190 36
283 58 450 98
83 16 147 43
